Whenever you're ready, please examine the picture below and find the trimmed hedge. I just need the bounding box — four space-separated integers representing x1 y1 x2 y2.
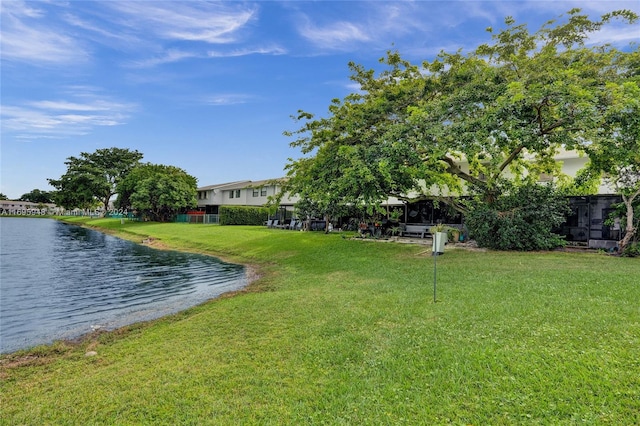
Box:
219 205 270 226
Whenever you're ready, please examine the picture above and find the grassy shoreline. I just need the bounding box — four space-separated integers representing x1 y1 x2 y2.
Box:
2 218 639 424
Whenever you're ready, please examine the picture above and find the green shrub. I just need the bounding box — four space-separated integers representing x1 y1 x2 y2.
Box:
621 241 640 257
219 205 269 225
465 183 571 251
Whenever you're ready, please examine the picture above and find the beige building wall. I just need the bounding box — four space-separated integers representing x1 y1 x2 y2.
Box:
198 150 614 210
197 179 299 210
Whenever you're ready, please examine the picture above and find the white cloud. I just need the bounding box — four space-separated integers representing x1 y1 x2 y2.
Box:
202 94 253 106
77 2 265 68
512 0 640 17
28 99 127 112
128 49 204 68
62 11 142 49
0 2 88 65
292 2 492 54
587 25 640 46
1 90 136 139
105 2 257 44
292 1 639 56
343 81 362 92
128 44 287 68
297 16 371 50
0 0 46 19
207 45 288 58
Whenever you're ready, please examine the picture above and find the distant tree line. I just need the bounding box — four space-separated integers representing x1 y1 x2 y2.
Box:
19 189 55 204
1 190 55 203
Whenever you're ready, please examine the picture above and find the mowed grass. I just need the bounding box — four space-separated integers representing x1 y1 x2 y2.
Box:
2 218 639 424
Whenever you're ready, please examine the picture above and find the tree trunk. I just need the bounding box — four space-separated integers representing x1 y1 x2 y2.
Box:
102 193 113 217
618 195 637 253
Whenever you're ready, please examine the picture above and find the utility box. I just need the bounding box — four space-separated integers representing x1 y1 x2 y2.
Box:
432 231 447 254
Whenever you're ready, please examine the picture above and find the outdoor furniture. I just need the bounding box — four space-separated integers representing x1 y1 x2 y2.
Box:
400 224 429 238
309 220 326 231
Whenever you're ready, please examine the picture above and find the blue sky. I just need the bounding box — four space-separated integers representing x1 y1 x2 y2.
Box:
1 1 638 199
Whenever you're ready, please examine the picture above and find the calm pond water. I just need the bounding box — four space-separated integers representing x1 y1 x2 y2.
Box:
0 217 246 354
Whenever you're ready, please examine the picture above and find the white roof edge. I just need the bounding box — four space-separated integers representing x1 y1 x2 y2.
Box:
197 178 287 191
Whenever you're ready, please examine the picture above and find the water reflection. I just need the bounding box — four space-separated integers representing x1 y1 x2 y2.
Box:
0 218 246 353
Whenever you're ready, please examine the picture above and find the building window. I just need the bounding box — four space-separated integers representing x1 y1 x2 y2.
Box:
253 189 259 197
261 188 267 196
235 190 241 198
229 190 234 199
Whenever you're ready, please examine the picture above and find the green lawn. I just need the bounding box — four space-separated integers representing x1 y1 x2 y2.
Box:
2 218 639 424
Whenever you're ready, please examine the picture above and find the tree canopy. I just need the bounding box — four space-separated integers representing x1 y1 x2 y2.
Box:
282 9 638 217
19 189 54 204
48 148 143 211
116 163 197 222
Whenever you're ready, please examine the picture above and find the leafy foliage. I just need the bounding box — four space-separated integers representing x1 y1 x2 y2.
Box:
120 164 197 222
465 183 571 250
115 163 158 211
582 55 640 251
219 206 270 226
48 148 143 210
621 242 640 257
282 9 638 219
19 189 54 204
281 55 438 215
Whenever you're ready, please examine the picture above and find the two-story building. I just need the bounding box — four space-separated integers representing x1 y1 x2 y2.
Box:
197 150 624 248
0 200 59 215
196 179 299 216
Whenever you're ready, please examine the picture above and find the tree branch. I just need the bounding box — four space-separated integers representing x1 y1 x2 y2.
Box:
497 145 525 175
540 118 567 135
440 156 487 189
535 96 568 135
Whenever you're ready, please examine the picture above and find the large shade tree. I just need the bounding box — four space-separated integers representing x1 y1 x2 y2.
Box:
48 148 143 211
117 163 197 222
281 9 638 217
281 56 431 215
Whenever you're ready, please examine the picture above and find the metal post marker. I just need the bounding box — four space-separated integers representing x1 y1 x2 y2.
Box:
432 232 439 303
